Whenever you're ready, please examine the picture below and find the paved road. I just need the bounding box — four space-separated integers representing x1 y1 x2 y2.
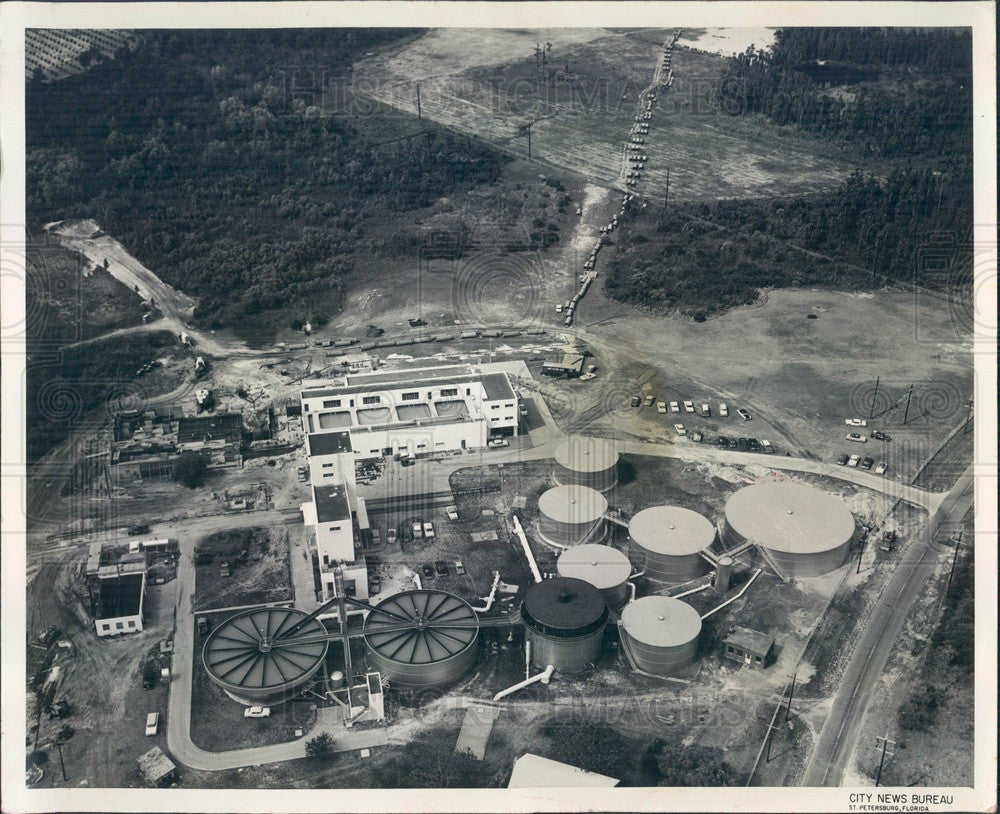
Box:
799 464 975 786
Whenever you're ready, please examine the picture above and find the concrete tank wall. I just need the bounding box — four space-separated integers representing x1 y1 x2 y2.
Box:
628 506 716 584
367 641 478 691
527 626 605 673
620 596 701 676
553 436 620 492
537 485 608 549
556 544 631 610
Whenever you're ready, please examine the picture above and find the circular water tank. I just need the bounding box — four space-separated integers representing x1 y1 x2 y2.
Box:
723 481 856 578
553 436 620 492
620 596 702 676
363 590 479 691
521 577 608 672
202 607 328 706
537 485 609 549
628 506 716 584
556 544 632 609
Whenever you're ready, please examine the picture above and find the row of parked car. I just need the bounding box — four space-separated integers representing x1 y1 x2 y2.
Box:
634 395 749 420
836 453 887 474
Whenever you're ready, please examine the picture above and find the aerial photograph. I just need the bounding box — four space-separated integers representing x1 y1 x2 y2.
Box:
3 7 995 812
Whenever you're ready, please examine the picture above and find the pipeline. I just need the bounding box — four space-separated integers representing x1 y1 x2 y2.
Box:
511 514 543 584
471 571 501 613
700 568 763 620
672 581 712 599
626 581 638 603
492 665 555 702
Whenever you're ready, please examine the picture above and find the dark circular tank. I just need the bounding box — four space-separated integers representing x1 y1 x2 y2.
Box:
202 606 329 706
521 577 608 672
363 590 479 691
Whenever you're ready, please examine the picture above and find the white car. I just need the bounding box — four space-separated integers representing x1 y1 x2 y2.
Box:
673 423 686 436
760 439 773 453
669 401 680 413
445 505 459 521
845 433 868 443
683 401 695 413
412 522 423 539
847 454 861 467
244 706 271 718
845 418 868 428
719 403 729 417
145 712 159 736
700 404 711 417
657 401 667 414
487 438 509 448
874 462 887 475
737 408 752 421
423 522 435 539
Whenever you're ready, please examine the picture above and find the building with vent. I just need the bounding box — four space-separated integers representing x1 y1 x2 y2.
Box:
299 364 519 459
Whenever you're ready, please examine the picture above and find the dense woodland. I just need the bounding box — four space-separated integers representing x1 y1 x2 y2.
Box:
607 28 973 316
26 29 508 331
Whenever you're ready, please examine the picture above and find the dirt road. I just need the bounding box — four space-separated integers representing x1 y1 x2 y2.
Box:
799 464 975 786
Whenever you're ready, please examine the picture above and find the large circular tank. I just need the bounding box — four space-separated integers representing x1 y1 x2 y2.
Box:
553 436 620 492
537 485 609 549
363 590 479 691
723 481 856 578
556 544 632 609
521 577 608 672
202 607 329 705
628 506 716 584
620 596 702 676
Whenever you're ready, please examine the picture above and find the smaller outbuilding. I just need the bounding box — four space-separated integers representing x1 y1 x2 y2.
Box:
722 626 775 669
138 746 177 786
94 572 145 637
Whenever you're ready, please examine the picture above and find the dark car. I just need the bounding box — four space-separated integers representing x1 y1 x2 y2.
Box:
747 438 761 452
871 430 891 441
737 438 749 450
861 457 875 470
197 618 209 636
836 453 850 465
399 523 414 543
630 395 641 407
435 561 450 576
717 436 729 447
127 524 151 536
421 563 435 579
728 438 739 449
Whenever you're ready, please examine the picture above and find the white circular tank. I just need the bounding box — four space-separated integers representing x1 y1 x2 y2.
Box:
620 595 702 675
553 436 620 492
723 481 855 578
557 544 632 608
537 485 609 549
628 506 716 584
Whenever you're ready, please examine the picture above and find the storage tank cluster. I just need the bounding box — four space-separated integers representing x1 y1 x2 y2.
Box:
537 484 609 549
620 595 701 676
521 577 608 672
628 506 717 584
553 436 620 492
556 543 632 609
722 481 856 578
202 607 329 706
363 590 480 691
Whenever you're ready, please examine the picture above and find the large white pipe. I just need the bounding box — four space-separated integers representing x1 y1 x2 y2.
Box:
471 571 501 613
700 568 763 620
492 665 555 702
512 514 543 584
672 583 711 599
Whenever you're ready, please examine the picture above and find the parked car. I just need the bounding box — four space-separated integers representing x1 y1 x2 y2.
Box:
399 523 414 543
145 712 159 736
836 453 850 465
737 408 752 421
369 574 382 593
717 436 730 447
435 561 449 576
412 522 424 540
760 439 773 453
421 563 435 579
847 454 861 467
423 521 435 539
719 403 729 417
683 401 695 413
669 401 680 413
487 438 509 448
861 457 875 470
691 431 703 442
657 401 667 414
737 438 749 450
747 438 761 452
631 395 641 407
519 403 528 417
445 505 459 521
371 528 381 545
700 403 711 417
197 618 209 636
874 461 888 475
643 395 655 407
871 430 891 441
673 423 686 436
244 706 271 718
127 524 151 536
846 433 868 443
454 560 466 575
728 438 739 449
386 527 397 545
845 418 868 427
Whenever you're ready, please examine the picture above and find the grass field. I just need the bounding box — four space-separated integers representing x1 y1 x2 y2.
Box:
194 527 292 612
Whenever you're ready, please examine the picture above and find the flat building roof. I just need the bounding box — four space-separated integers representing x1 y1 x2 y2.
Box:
313 484 351 523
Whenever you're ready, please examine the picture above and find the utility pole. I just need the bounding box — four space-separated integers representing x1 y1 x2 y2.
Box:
415 83 421 120
525 121 532 158
964 399 973 433
55 740 67 781
945 531 963 594
902 384 914 425
874 734 896 787
869 376 880 420
664 166 670 208
856 528 866 574
785 670 796 722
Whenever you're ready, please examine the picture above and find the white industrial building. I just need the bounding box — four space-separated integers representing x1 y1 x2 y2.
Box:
299 429 369 601
299 364 519 459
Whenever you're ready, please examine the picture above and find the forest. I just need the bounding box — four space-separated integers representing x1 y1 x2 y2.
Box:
26 29 509 333
606 28 973 317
